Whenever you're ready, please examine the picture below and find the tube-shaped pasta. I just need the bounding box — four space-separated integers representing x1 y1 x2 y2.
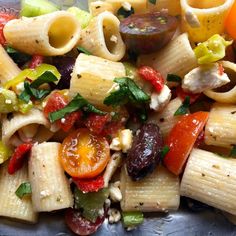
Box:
180 0 234 42
147 0 181 16
0 163 37 223
148 97 183 138
138 33 198 80
90 1 115 16
28 142 73 212
1 108 53 146
4 11 81 56
105 0 147 13
204 61 236 104
180 148 236 215
205 103 236 148
120 165 180 212
0 44 21 85
69 53 126 109
78 11 125 61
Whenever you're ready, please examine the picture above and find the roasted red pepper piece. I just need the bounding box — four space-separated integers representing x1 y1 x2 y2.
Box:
176 86 201 104
8 143 33 174
73 175 104 193
29 55 44 69
138 66 164 92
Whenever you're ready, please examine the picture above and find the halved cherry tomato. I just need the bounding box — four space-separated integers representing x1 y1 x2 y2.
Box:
29 55 44 69
164 112 209 175
225 1 236 40
8 143 33 174
176 86 201 104
60 128 110 178
138 66 164 92
0 12 16 45
43 91 81 132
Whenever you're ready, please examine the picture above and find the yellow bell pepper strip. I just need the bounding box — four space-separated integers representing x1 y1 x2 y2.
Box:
194 34 232 64
18 100 33 114
4 64 60 91
0 141 12 164
0 89 19 113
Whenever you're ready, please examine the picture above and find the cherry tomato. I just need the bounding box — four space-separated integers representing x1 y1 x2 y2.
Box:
60 128 110 178
138 66 164 92
0 12 16 45
65 208 105 236
176 86 201 104
73 175 104 193
164 112 209 175
101 121 124 142
8 143 33 174
43 92 81 132
29 55 44 69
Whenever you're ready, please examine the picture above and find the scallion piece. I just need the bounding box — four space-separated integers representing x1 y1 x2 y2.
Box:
174 96 190 116
122 211 144 228
167 74 182 83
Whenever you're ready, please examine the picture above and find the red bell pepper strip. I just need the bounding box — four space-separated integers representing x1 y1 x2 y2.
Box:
29 55 44 69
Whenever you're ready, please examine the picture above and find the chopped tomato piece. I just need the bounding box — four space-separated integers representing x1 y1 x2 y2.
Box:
43 92 81 132
164 112 209 175
176 86 201 104
194 130 205 148
225 2 236 40
73 175 104 193
60 128 110 178
101 121 124 141
138 66 164 92
84 113 111 134
29 55 44 69
8 143 33 174
0 13 16 45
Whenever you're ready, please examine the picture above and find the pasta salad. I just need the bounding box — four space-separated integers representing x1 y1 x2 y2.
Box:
0 0 236 235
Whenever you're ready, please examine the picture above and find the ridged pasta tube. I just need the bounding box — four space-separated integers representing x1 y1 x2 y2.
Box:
180 0 234 42
120 165 180 212
148 97 183 138
147 0 181 16
1 108 53 146
78 11 125 61
0 44 21 85
69 53 126 109
28 142 73 212
138 33 198 79
0 163 37 223
204 61 236 104
90 1 115 16
4 11 81 56
180 148 236 215
205 103 236 148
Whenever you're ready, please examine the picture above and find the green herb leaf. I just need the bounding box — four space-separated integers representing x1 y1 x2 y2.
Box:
49 93 106 123
18 89 31 103
230 145 236 157
15 182 32 199
149 0 157 4
122 211 144 228
74 188 109 223
104 77 150 107
77 46 92 55
117 6 134 19
167 74 182 83
174 96 190 116
30 71 58 88
161 145 170 161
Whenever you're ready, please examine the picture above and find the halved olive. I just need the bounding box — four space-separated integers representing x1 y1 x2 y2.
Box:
120 12 178 54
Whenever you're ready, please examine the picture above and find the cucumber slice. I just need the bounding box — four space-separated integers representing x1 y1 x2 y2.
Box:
20 0 59 17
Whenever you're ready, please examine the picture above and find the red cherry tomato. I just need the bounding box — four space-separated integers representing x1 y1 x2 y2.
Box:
29 55 44 69
8 143 33 174
138 66 164 92
65 208 105 236
73 175 104 193
0 12 16 45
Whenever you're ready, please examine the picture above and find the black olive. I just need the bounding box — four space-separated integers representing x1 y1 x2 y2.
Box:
126 123 163 181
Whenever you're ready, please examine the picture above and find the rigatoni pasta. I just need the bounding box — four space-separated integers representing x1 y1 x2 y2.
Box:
180 148 236 215
4 11 81 56
78 11 125 61
0 163 37 223
89 1 115 16
28 142 73 212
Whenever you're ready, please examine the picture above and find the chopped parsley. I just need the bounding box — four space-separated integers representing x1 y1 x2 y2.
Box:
174 96 190 116
167 74 182 83
160 145 170 161
77 46 92 55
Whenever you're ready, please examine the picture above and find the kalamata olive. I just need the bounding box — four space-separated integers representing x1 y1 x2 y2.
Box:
126 123 163 181
120 12 178 54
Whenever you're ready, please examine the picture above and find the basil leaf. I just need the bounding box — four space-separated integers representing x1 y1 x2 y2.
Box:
49 93 106 123
103 86 128 106
161 145 170 161
230 145 236 157
30 71 58 88
77 46 92 55
15 182 32 199
122 211 144 228
167 74 182 83
149 0 157 4
117 6 134 19
174 96 190 116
